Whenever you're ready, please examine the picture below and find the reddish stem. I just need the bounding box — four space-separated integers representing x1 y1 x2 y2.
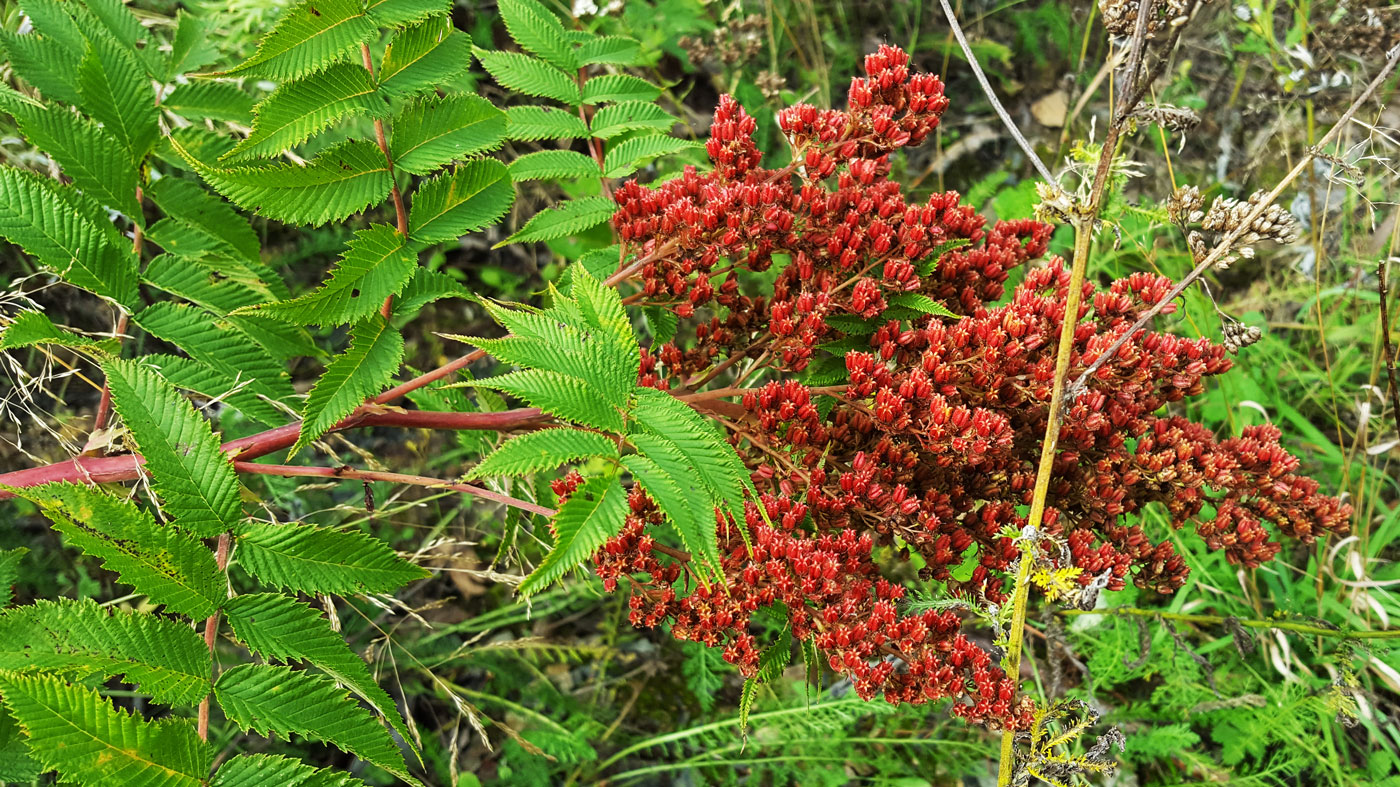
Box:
91 313 130 433
196 532 231 742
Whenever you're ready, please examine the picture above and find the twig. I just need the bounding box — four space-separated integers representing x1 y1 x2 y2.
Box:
1379 254 1400 436
936 0 1057 185
361 42 409 318
1068 43 1400 398
196 532 231 741
234 462 556 517
1059 606 1400 640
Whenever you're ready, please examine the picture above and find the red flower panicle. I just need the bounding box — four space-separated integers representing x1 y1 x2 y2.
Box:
592 45 1348 730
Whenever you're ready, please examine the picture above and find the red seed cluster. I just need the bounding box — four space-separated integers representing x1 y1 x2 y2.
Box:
588 45 1349 729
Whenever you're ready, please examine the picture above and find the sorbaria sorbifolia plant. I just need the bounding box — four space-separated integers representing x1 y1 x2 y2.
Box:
0 0 1354 783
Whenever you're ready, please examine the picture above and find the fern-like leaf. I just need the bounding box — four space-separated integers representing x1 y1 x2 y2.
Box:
176 137 392 227
581 73 661 104
9 104 141 219
0 672 210 787
589 101 679 140
236 522 428 596
474 48 579 105
146 178 266 271
5 483 222 619
214 664 414 784
602 135 700 178
508 150 599 181
103 358 243 537
222 593 417 757
467 428 619 479
213 753 369 787
407 160 513 245
886 292 958 319
246 225 416 327
498 195 615 246
378 17 473 97
0 166 138 306
630 386 752 528
225 64 385 162
504 105 588 141
291 314 404 457
0 598 210 707
389 94 505 175
498 0 576 70
621 453 719 580
518 473 628 595
222 0 376 82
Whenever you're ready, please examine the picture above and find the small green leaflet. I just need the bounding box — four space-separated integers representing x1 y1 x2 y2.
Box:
389 94 505 175
3 483 222 620
144 354 286 427
213 753 370 787
0 672 211 787
589 101 679 139
467 428 619 479
0 311 113 356
914 236 973 276
224 63 386 162
474 369 625 433
9 104 141 219
291 314 404 457
378 17 473 97
236 522 429 596
885 292 958 319
577 35 642 67
221 593 418 760
103 358 243 537
621 453 719 583
407 160 514 245
246 224 417 327
738 629 792 738
365 0 451 28
134 302 294 402
222 0 376 82
498 195 615 246
603 136 701 178
145 177 265 269
0 598 211 707
143 255 265 314
473 47 579 105
0 548 25 608
76 35 159 162
497 0 577 70
214 664 417 784
174 137 393 227
0 167 138 307
518 473 628 596
581 73 662 104
508 150 600 182
505 105 588 141
162 81 255 123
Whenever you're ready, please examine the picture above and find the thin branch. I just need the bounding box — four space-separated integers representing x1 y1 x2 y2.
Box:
234 462 556 517
361 42 408 318
936 0 1057 185
196 532 231 741
1068 43 1400 397
1379 254 1400 436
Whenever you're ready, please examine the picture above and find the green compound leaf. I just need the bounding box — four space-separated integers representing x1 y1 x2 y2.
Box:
466 428 619 479
0 598 210 707
246 225 416 328
630 385 752 529
143 354 287 427
886 292 958 319
0 671 210 787
474 369 624 433
474 47 579 105
407 159 513 245
145 177 265 270
581 73 661 104
498 195 615 247
9 104 140 219
378 17 473 97
498 0 577 70
4 483 222 620
175 137 392 227
213 753 369 787
0 167 138 307
76 35 159 162
518 473 628 596
389 94 505 175
222 593 417 759
224 63 385 162
291 314 404 457
602 135 701 178
222 0 376 82
236 522 429 596
504 106 588 141
134 302 294 402
508 150 600 182
621 453 719 582
214 664 415 784
103 358 242 537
